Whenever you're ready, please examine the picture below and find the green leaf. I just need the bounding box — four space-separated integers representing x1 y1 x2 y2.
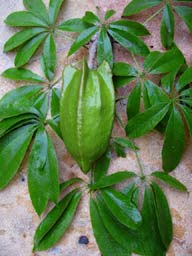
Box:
3 27 46 52
123 0 162 16
28 128 59 215
5 11 48 27
109 20 150 36
127 82 141 119
147 46 185 74
90 197 130 256
0 124 37 189
143 80 170 105
126 103 170 138
2 68 45 82
143 51 162 72
113 62 138 77
82 11 100 25
151 182 173 249
101 188 142 230
162 106 185 172
33 189 79 250
49 0 65 25
174 6 192 32
0 114 38 138
161 71 177 93
93 150 111 182
180 105 192 136
139 186 166 255
51 88 61 117
113 142 126 158
33 92 49 119
34 191 82 251
47 116 63 139
0 85 43 119
60 178 83 192
176 66 192 91
90 171 136 190
58 18 92 32
68 26 98 56
113 137 139 151
105 9 116 20
97 28 113 68
96 195 141 254
108 28 149 57
160 4 175 49
151 171 187 192
15 32 48 67
41 34 56 81
23 0 49 24
113 76 136 88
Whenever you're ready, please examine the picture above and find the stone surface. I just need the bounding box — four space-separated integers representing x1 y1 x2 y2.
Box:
0 1 192 256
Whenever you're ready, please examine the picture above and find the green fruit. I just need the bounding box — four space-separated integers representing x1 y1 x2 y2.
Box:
60 60 115 173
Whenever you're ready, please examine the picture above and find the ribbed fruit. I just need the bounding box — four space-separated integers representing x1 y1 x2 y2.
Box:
60 60 115 173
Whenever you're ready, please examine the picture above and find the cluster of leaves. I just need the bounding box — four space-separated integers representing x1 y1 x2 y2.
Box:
113 45 192 172
90 154 187 256
3 0 67 81
32 151 187 254
123 0 192 49
59 9 150 67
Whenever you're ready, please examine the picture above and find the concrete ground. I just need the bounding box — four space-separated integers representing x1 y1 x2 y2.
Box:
0 1 192 256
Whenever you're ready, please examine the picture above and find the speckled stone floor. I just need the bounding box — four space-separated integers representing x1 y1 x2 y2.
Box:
0 1 192 256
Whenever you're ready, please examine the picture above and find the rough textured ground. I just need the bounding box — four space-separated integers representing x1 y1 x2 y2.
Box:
0 1 192 256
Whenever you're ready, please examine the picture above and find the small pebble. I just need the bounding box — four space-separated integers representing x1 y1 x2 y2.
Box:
78 236 89 245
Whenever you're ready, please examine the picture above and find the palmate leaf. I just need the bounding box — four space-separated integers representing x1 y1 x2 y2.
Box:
58 18 92 32
34 189 82 251
126 103 170 138
160 4 175 49
2 68 45 83
162 106 185 172
180 105 192 136
90 197 130 256
51 88 61 118
93 150 111 182
109 20 150 36
101 188 142 230
23 0 49 24
90 171 136 190
15 32 48 67
68 26 99 56
0 85 43 119
41 34 56 81
127 82 142 119
49 0 65 25
108 28 149 57
5 11 48 27
151 171 187 192
3 27 46 52
28 127 60 215
123 1 192 48
4 0 65 75
92 184 169 256
151 182 173 249
97 28 113 68
174 6 192 32
0 124 38 189
0 113 38 139
123 0 162 16
61 9 150 64
96 195 140 254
